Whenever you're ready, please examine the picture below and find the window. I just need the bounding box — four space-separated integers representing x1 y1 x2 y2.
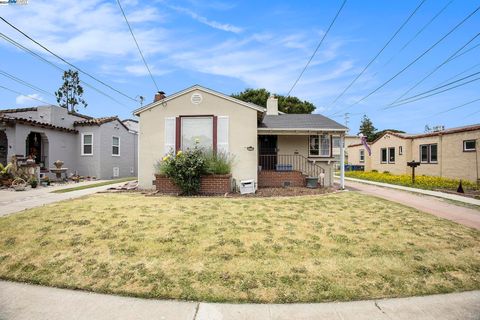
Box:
309 134 331 157
420 144 438 163
388 147 395 163
81 133 93 155
399 146 403 155
464 140 476 152
181 117 213 150
112 136 120 156
332 136 341 148
359 149 365 163
381 148 387 163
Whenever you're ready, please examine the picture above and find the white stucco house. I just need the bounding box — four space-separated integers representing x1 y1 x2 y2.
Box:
134 85 348 190
0 105 138 180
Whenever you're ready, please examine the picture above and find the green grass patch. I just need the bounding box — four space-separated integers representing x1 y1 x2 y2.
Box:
345 171 479 192
51 177 136 193
0 192 479 303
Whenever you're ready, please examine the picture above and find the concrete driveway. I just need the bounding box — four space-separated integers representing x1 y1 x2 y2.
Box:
342 179 480 230
0 180 127 217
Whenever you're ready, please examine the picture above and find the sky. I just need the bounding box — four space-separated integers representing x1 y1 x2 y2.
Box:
0 0 479 134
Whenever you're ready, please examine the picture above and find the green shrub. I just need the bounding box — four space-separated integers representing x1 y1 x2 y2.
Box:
155 145 234 195
157 147 207 195
204 151 234 175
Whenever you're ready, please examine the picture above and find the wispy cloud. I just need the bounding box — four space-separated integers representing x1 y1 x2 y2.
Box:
16 93 44 106
168 5 243 33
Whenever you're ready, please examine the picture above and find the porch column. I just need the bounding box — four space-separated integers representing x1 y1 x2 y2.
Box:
340 133 345 189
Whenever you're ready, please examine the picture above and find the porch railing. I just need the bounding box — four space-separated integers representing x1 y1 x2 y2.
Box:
258 154 325 178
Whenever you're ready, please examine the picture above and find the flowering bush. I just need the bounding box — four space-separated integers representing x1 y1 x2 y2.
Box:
346 171 479 191
157 148 207 195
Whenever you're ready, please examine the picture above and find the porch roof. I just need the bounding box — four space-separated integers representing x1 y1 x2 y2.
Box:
259 114 348 132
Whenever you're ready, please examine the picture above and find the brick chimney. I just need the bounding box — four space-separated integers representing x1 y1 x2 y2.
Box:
154 91 166 102
266 95 278 115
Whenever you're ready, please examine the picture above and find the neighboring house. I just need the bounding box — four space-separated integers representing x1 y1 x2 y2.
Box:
347 124 480 182
0 105 138 179
134 85 348 190
332 135 359 166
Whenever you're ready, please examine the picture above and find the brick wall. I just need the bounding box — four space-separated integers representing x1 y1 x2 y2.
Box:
154 174 232 194
258 170 306 188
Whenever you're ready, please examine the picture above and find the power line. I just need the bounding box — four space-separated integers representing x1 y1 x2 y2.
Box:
286 0 347 97
0 17 138 102
388 32 480 106
0 32 132 109
328 0 427 108
386 71 480 108
432 97 480 116
334 5 480 114
435 61 480 87
0 69 55 97
0 85 55 105
376 0 454 72
116 0 160 92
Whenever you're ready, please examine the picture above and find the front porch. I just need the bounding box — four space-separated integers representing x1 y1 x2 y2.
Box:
257 133 344 188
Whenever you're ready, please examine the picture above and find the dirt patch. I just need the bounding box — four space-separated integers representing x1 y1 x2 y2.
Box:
231 186 339 197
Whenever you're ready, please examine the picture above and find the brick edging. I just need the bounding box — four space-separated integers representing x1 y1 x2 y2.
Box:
154 174 232 195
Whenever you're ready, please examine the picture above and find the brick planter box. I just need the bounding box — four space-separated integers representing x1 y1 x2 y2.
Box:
154 174 232 195
258 170 307 188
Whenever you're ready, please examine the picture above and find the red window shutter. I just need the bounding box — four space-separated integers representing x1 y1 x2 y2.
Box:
175 117 181 152
213 116 218 153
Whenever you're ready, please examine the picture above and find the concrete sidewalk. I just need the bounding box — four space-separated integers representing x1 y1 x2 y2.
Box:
341 179 480 230
0 180 127 217
1 281 479 320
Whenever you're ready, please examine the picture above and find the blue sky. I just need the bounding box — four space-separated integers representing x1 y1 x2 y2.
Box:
0 0 478 134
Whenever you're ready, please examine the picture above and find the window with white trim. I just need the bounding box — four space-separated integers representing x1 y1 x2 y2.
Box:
81 133 93 155
463 140 476 152
332 136 341 148
359 149 365 163
388 147 395 163
112 136 120 156
420 144 438 163
381 148 387 163
309 134 331 157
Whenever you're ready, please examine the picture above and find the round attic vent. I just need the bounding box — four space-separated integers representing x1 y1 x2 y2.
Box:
191 93 203 105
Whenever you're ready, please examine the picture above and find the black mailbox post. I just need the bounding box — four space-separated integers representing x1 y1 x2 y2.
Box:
407 161 421 184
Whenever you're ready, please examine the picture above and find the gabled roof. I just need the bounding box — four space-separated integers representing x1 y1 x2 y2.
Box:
259 114 348 131
133 84 266 116
0 114 77 133
73 116 130 131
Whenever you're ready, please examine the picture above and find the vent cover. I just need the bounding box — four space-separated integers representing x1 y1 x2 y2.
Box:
191 93 203 105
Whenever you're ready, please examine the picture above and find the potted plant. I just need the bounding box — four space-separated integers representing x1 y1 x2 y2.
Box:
29 178 38 188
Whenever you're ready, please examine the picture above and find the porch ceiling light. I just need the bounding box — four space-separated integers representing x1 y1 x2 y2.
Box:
246 146 254 151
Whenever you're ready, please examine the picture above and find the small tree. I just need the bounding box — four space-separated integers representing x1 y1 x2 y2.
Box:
358 115 377 142
55 70 87 112
232 88 316 114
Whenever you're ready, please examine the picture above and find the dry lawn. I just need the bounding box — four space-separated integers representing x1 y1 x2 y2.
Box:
0 192 479 303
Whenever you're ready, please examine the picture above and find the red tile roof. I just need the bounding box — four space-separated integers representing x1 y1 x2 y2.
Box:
0 115 78 133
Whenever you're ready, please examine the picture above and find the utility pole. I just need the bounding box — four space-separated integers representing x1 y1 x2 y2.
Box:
344 112 350 133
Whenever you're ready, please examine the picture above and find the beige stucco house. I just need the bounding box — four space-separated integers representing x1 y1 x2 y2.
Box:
347 124 480 183
134 85 348 190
